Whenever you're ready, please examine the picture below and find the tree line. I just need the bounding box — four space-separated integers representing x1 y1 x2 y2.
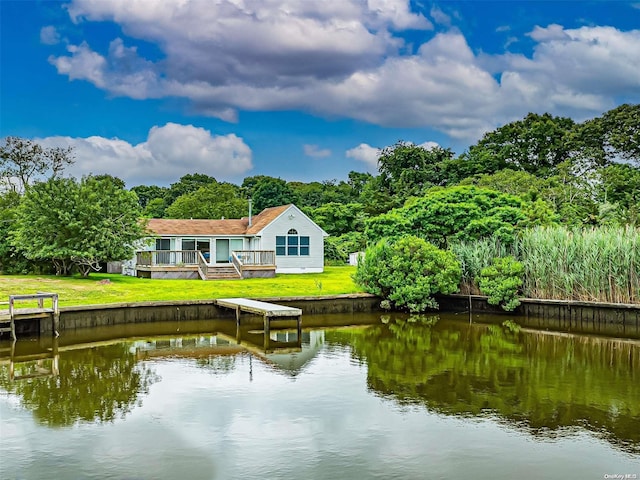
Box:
0 104 638 277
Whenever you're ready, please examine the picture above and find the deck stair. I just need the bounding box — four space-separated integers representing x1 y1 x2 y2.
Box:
205 266 242 280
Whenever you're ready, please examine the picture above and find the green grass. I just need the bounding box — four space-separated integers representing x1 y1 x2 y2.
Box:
0 266 362 307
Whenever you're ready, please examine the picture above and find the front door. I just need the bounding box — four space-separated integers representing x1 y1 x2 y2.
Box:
216 239 229 263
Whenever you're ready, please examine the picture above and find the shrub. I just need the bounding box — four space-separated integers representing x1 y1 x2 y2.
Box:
354 235 461 312
477 256 524 311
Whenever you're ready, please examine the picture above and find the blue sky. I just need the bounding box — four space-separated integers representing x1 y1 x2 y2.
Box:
1 0 639 187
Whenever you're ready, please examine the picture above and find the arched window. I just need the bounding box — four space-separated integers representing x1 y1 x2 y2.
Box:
276 229 310 256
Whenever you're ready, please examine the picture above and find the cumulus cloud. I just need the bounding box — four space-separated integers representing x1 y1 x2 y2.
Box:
40 26 61 45
346 143 380 171
527 24 570 42
49 1 640 140
35 123 253 186
303 144 331 158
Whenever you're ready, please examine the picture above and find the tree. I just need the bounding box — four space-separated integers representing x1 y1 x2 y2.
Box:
246 176 298 211
12 176 147 276
306 202 367 237
130 184 168 208
165 182 248 219
575 104 639 166
164 173 217 205
597 163 640 225
354 235 461 312
0 136 74 192
466 113 576 177
378 141 455 200
365 186 539 247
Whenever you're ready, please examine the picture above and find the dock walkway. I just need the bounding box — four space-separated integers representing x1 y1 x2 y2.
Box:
0 293 60 340
215 298 302 337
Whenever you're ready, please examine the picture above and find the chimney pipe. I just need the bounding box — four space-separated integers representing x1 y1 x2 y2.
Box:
248 198 252 227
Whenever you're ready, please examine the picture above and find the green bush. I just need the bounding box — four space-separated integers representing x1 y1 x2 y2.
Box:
477 256 524 311
354 235 461 312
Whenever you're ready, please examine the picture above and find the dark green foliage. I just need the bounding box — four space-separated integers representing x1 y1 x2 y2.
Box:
365 186 530 247
477 256 524 311
378 141 455 201
243 176 297 211
130 184 168 208
165 182 247 219
354 235 461 312
306 202 367 237
164 173 217 205
466 113 576 177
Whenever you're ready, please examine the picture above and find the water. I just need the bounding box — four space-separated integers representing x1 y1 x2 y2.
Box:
1 312 639 480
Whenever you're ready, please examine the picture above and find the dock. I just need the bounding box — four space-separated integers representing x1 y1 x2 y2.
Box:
0 293 60 340
215 298 302 338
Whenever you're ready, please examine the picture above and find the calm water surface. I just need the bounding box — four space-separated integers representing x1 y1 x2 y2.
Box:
1 312 639 480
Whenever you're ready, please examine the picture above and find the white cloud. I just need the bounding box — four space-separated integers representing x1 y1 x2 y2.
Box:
40 26 61 45
527 24 570 42
49 2 640 140
346 143 380 171
35 123 253 187
418 141 440 151
303 144 331 158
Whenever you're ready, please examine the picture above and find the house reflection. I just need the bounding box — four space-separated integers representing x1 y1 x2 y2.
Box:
130 328 325 377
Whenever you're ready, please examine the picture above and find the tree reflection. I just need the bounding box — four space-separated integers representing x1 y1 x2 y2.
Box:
328 317 640 454
0 343 158 426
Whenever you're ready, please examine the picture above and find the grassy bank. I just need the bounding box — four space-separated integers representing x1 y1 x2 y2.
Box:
0 266 361 307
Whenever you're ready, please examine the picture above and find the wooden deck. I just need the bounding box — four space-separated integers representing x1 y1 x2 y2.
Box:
215 297 302 338
0 293 60 340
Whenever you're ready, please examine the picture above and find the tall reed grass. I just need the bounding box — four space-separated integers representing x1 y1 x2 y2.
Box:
517 226 639 303
449 238 512 294
450 226 640 303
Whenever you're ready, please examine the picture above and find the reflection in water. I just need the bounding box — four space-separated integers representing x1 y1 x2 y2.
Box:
327 315 640 455
0 338 158 427
0 314 639 479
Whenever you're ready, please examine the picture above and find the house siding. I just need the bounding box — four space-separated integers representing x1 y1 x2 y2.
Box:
258 205 325 273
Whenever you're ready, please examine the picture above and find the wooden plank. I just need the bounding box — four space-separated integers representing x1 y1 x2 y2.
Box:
216 298 302 317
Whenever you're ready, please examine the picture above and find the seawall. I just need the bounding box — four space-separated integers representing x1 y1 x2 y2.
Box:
6 293 640 340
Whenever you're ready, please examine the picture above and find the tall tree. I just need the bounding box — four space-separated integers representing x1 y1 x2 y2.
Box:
164 173 217 205
12 176 147 276
165 183 248 219
378 141 455 201
247 176 298 211
466 113 576 177
0 136 74 192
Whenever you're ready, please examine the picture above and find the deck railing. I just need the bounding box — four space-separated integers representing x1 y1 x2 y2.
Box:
136 250 199 266
232 250 275 266
137 250 276 268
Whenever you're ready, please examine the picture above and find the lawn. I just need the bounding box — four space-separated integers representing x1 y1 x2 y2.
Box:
0 266 363 307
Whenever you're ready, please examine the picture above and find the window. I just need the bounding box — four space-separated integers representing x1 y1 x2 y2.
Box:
300 235 310 256
156 238 171 250
276 229 309 256
182 239 195 250
276 236 286 256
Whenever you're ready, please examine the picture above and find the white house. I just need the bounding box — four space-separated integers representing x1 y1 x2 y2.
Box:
127 204 328 280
